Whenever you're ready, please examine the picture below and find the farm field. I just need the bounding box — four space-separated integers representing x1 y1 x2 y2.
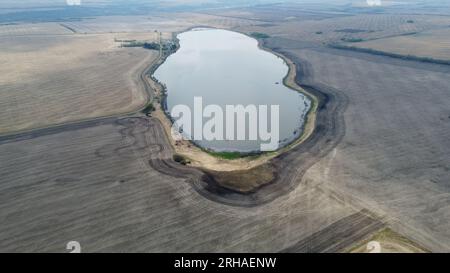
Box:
285 46 450 251
56 13 263 34
0 22 72 36
344 28 450 61
236 13 450 45
0 29 159 134
0 1 449 254
0 117 382 252
349 228 427 253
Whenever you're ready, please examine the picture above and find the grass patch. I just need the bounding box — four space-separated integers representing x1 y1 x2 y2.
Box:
250 32 271 39
121 41 161 50
341 37 364 43
142 103 155 115
120 40 177 52
335 29 366 33
208 151 245 160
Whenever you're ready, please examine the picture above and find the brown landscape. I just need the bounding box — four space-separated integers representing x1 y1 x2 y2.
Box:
0 0 449 253
346 28 450 61
0 30 160 133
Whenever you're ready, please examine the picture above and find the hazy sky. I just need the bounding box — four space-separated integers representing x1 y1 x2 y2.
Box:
0 0 374 8
0 0 447 9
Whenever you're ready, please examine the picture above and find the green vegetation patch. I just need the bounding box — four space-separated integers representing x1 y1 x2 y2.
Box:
208 151 245 160
341 37 364 43
335 29 366 33
250 32 271 39
122 41 161 50
120 40 177 52
173 154 191 165
142 103 155 115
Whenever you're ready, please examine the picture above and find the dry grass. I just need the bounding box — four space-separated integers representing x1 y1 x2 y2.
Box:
0 22 72 36
237 13 450 45
0 31 159 134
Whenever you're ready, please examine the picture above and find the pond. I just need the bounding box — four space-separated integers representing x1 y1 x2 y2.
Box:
153 28 311 153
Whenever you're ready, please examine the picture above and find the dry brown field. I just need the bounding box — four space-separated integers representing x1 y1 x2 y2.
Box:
346 28 450 61
0 117 384 252
237 13 450 45
59 13 262 34
0 28 159 134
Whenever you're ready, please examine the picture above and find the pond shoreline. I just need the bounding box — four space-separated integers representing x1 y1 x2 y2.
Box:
148 27 319 173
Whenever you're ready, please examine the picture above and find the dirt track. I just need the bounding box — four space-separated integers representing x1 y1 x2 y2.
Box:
281 209 384 253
